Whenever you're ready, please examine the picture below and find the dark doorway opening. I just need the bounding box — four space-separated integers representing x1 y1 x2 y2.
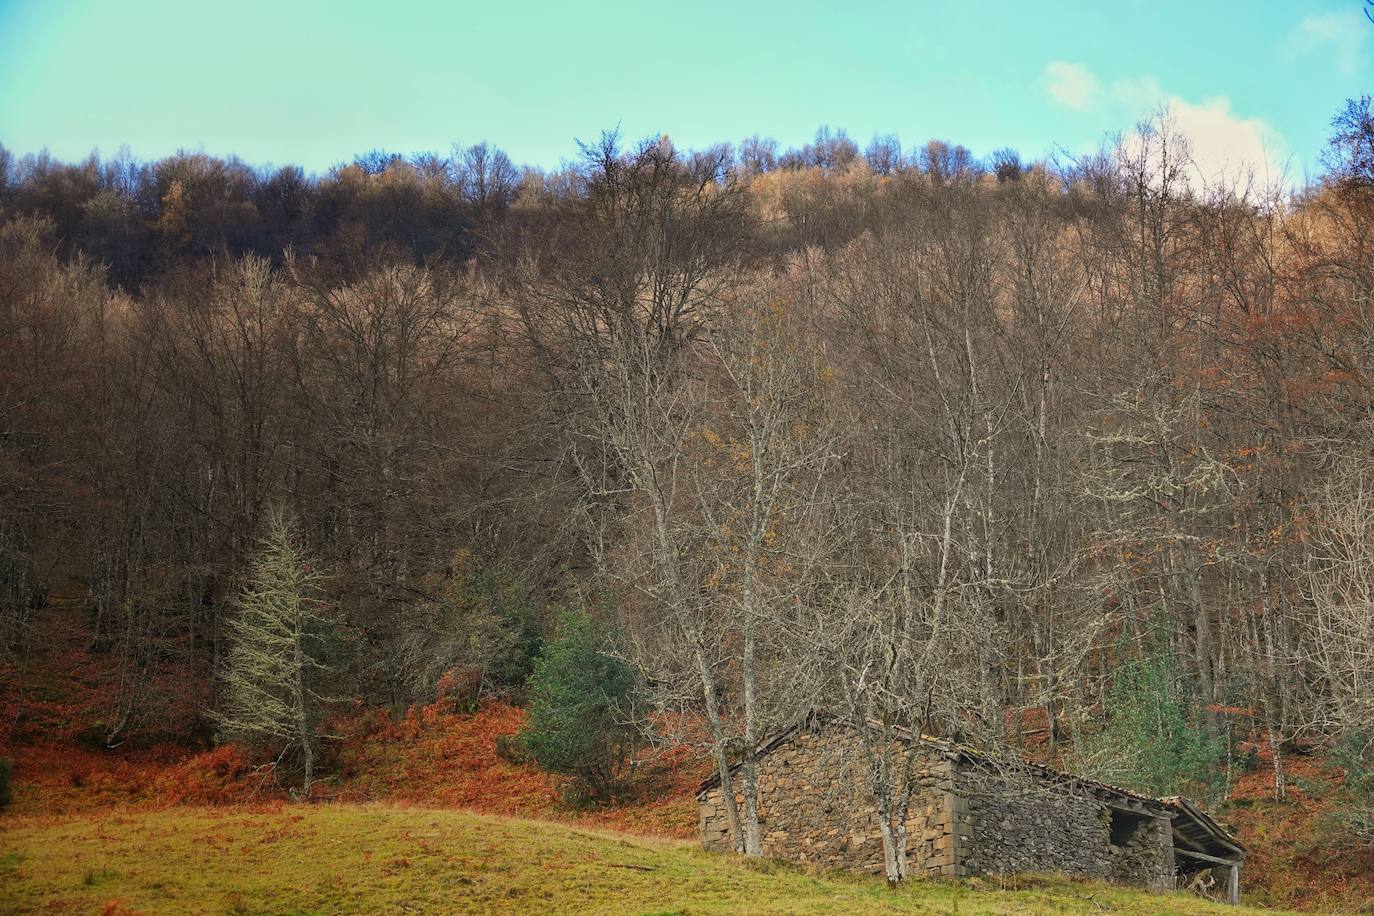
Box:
1109 809 1147 847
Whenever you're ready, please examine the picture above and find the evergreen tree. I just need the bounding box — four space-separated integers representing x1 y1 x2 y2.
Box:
213 510 334 793
520 609 638 804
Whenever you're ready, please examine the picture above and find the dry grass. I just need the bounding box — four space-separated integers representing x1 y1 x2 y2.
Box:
0 803 1279 915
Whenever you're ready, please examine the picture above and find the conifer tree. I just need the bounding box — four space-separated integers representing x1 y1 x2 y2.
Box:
214 510 333 793
521 609 638 804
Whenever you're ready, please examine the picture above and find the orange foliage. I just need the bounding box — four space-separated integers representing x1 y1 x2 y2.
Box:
150 745 267 806
1 606 703 835
3 693 703 839
329 697 703 838
0 741 276 815
1225 738 1374 910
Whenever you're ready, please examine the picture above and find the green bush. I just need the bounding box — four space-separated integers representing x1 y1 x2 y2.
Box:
1332 730 1374 845
519 609 638 805
0 756 13 809
1075 648 1227 803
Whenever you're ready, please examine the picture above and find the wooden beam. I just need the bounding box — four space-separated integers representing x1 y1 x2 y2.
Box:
1228 864 1240 906
1171 828 1209 854
1106 799 1150 815
1174 847 1240 867
1214 837 1245 857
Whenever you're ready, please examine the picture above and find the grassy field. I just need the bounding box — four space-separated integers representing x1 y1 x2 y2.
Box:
0 804 1278 915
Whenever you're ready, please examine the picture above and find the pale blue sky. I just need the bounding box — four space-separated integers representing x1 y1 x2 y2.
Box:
0 0 1369 180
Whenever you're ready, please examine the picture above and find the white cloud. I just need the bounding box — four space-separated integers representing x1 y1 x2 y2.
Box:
1108 75 1166 111
1044 61 1102 111
1160 95 1287 190
1039 60 1290 189
1295 10 1369 76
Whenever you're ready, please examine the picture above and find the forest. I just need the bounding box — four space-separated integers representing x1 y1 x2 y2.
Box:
3 98 1374 886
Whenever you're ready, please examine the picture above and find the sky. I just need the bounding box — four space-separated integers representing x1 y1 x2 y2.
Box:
0 0 1370 183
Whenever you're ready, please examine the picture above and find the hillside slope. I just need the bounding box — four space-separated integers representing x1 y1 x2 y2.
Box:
0 804 1277 915
1 606 1366 911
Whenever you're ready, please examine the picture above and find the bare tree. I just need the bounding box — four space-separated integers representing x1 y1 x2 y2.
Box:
689 274 840 853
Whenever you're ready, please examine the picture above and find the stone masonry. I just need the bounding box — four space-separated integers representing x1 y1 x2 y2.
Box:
698 723 961 875
697 716 1187 891
957 765 1174 888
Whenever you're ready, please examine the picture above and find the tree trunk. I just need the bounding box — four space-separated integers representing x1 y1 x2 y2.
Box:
1259 572 1285 802
294 608 313 796
697 650 744 852
740 623 763 856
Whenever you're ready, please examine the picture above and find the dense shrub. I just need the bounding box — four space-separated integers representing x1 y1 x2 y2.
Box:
1076 647 1227 803
400 550 544 707
151 745 259 806
1332 730 1374 845
520 610 638 805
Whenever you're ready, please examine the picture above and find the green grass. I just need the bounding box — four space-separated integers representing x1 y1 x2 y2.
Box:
0 804 1277 915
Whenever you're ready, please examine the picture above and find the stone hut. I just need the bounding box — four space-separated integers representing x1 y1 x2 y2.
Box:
696 713 1244 904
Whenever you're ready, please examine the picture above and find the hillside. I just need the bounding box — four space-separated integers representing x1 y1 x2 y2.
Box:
3 605 1372 911
0 805 1280 915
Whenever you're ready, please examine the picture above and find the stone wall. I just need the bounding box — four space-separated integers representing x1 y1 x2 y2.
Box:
697 721 1178 890
697 722 958 876
953 762 1175 888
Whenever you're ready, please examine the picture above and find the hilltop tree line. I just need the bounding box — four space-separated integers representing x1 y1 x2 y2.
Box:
3 101 1374 865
